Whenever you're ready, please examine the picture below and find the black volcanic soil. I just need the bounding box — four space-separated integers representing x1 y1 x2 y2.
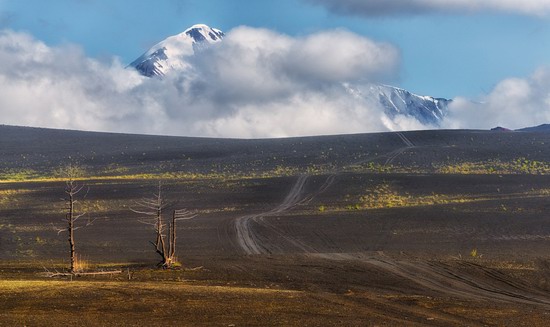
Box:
1 125 550 326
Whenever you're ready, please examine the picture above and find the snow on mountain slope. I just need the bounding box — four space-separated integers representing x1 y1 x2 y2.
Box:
129 24 449 126
345 84 450 126
129 24 224 77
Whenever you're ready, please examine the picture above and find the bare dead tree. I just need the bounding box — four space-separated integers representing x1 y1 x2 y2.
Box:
131 181 197 268
53 164 94 274
131 181 168 266
167 209 197 266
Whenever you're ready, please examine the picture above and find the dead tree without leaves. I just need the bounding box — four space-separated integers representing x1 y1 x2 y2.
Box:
131 181 197 268
168 209 197 265
53 164 95 274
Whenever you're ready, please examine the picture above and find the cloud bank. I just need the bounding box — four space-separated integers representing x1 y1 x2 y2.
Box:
1 28 548 138
0 27 405 138
445 68 550 130
309 0 550 17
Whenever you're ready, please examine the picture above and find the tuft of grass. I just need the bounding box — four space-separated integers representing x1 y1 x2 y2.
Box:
73 255 90 273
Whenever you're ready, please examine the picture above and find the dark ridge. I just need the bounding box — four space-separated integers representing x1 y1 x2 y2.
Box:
1 124 549 177
516 124 550 133
491 126 512 132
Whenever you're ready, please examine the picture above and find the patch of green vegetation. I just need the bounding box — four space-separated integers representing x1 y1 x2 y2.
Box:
348 162 401 174
436 158 550 175
360 183 496 210
0 169 42 181
355 182 550 210
34 236 47 245
267 165 300 177
304 164 336 175
345 204 362 211
360 182 432 209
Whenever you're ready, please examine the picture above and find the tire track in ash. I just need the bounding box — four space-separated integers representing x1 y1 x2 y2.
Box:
396 132 415 147
369 257 550 307
314 253 550 308
233 132 416 255
315 131 550 308
384 132 416 166
235 175 318 255
230 129 550 308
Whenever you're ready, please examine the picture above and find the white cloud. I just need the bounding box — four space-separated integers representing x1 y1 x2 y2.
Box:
2 28 547 138
0 28 409 138
444 68 550 129
310 0 550 17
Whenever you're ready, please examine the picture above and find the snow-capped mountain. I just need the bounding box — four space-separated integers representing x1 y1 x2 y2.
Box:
345 84 450 126
129 24 224 77
129 24 450 126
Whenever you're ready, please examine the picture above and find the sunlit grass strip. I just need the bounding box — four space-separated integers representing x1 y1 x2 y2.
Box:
334 182 550 212
2 157 549 184
0 279 301 295
0 172 267 184
358 183 550 210
0 172 229 184
348 158 550 175
0 165 333 184
346 162 415 174
435 158 550 175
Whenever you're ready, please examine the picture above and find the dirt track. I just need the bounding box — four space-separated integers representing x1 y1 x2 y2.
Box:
223 130 550 315
233 131 417 255
227 171 550 312
234 175 310 255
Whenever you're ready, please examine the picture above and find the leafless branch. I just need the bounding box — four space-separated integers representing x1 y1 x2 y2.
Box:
173 209 198 221
51 223 65 235
73 212 87 222
137 219 157 226
130 208 158 216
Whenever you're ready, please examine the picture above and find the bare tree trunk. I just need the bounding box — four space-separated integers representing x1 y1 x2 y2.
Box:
170 210 177 259
154 183 167 265
68 191 76 273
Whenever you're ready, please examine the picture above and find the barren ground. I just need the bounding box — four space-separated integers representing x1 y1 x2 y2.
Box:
1 125 550 326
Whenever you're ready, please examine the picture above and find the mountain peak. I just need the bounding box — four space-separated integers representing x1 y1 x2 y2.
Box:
183 24 225 43
187 23 211 30
129 24 224 77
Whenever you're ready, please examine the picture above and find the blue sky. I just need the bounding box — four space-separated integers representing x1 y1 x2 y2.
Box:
1 0 549 99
